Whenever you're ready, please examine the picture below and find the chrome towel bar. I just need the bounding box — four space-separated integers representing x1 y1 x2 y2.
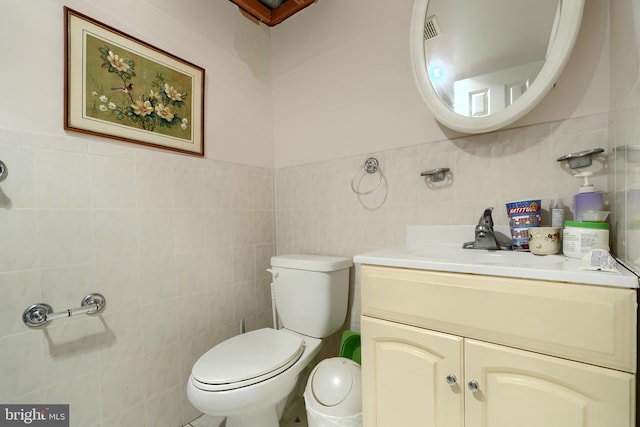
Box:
22 293 106 328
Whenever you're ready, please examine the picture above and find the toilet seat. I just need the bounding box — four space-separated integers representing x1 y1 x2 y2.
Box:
191 328 305 392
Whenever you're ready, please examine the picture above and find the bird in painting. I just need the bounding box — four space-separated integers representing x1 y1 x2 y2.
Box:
111 83 133 93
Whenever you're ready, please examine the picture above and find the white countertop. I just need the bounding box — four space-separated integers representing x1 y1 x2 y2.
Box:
353 226 639 289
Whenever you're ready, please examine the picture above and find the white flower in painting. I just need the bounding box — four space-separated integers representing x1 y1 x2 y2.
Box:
107 51 130 73
92 91 99 96
182 118 188 124
99 104 108 112
99 95 108 103
181 123 187 129
108 102 117 110
164 83 182 102
155 103 174 122
132 99 154 118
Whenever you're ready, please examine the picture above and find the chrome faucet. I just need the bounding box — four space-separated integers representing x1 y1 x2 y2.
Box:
463 207 513 250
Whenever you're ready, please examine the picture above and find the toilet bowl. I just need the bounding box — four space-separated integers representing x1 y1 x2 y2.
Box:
187 254 352 427
188 328 322 427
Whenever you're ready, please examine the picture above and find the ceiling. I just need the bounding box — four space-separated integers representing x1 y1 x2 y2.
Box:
229 0 318 26
426 0 558 80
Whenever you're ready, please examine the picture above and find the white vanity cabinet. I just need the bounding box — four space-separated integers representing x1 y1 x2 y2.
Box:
360 265 637 427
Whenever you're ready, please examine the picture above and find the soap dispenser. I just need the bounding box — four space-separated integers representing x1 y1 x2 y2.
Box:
573 171 603 221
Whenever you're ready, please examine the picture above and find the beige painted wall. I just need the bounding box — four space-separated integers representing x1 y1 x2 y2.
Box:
0 0 274 168
271 0 610 169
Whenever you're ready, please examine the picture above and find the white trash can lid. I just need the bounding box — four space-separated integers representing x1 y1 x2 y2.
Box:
304 357 362 417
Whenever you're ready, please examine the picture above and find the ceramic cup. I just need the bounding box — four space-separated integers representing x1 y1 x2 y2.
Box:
528 227 561 255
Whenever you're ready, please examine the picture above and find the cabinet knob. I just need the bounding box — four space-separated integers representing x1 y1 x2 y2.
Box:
467 380 480 393
445 374 457 386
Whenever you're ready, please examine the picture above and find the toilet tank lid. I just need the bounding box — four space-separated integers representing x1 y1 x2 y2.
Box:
271 254 353 272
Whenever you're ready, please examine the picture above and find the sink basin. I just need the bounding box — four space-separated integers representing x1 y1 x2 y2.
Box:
405 225 567 268
409 245 567 267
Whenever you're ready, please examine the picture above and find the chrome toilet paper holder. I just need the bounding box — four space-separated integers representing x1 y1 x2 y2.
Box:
22 293 107 328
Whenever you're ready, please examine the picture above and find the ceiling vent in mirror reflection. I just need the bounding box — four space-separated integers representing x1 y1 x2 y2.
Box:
424 15 441 40
411 0 584 134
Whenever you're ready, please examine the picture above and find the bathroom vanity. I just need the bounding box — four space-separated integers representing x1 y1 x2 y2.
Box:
355 227 639 427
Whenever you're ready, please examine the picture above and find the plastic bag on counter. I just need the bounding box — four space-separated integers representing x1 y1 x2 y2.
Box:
580 249 619 272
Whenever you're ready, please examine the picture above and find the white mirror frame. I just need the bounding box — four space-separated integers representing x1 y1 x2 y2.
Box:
410 0 584 134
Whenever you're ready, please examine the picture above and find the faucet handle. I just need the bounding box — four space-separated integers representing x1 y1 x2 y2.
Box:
480 207 495 228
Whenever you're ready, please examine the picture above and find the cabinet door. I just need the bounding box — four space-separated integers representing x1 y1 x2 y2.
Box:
361 316 464 427
464 339 635 427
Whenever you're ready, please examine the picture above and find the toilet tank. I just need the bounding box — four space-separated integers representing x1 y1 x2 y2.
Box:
270 254 352 338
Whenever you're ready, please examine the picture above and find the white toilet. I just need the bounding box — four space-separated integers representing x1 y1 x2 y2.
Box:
187 254 353 427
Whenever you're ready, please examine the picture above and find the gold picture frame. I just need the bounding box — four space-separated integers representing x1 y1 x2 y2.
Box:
64 7 205 156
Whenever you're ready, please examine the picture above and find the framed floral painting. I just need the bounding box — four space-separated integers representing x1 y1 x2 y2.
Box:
64 7 205 156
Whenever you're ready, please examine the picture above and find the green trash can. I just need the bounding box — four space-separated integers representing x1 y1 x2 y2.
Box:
339 330 361 365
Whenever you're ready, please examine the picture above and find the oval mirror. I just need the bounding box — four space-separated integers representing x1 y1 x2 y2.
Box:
410 0 584 134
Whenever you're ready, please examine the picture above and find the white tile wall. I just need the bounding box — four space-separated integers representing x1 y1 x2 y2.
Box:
272 113 638 331
275 114 611 256
0 130 276 427
608 0 640 275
